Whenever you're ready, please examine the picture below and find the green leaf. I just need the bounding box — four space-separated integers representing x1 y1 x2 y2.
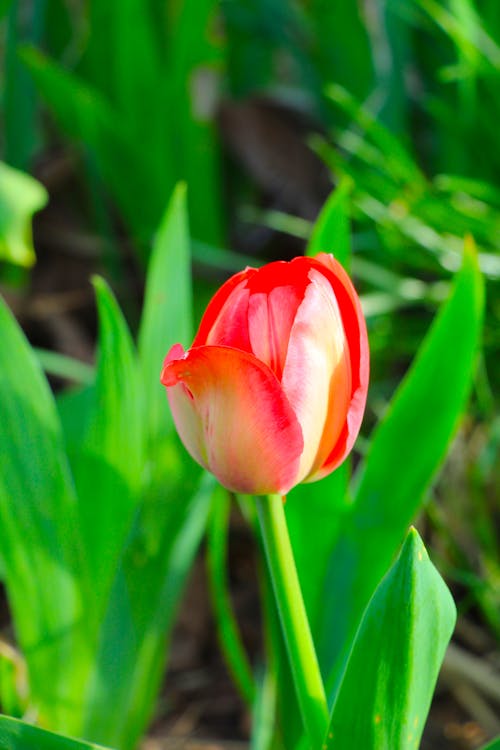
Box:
138 184 192 446
35 348 95 385
21 46 163 244
207 487 256 706
0 714 111 750
324 528 456 750
0 161 47 266
81 472 215 749
319 239 484 695
73 278 143 610
306 177 353 270
0 297 90 732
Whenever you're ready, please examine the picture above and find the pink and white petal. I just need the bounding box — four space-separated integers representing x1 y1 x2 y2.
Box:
161 345 304 495
306 253 369 476
281 268 352 482
247 284 303 379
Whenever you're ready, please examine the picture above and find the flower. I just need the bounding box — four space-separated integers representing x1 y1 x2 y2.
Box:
160 254 369 495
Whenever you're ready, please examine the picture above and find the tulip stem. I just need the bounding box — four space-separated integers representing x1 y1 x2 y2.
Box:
256 494 329 749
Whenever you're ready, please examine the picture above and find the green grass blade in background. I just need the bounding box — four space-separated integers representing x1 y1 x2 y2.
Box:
138 184 192 446
73 278 143 610
323 528 456 750
306 178 352 269
82 472 215 750
35 348 95 385
306 0 374 104
0 714 112 750
168 0 225 246
2 1 43 169
207 486 256 706
0 297 91 732
0 161 48 266
319 239 484 697
250 667 276 750
20 46 163 245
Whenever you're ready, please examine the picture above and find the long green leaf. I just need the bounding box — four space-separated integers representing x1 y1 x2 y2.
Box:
0 714 111 750
73 278 143 609
138 183 192 446
319 239 484 696
82 472 214 750
324 528 456 750
0 297 90 732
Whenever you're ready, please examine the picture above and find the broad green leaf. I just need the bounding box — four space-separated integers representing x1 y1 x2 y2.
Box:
0 161 47 266
81 472 214 750
0 297 90 732
324 528 456 750
138 184 192 446
306 178 352 270
72 278 143 609
319 239 484 696
0 714 111 750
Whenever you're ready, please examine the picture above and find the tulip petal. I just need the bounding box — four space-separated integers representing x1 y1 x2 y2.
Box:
307 254 370 478
247 285 303 379
193 269 255 348
281 268 352 482
161 345 304 494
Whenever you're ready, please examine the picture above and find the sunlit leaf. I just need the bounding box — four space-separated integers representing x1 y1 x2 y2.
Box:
138 183 192 445
323 528 456 750
0 161 47 266
0 297 90 732
0 714 111 750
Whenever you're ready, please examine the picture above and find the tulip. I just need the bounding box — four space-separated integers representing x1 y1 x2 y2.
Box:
160 253 369 495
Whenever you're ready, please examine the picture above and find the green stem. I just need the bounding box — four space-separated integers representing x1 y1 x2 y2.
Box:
256 494 329 749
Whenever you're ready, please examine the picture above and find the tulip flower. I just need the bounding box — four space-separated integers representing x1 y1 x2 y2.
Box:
160 254 369 495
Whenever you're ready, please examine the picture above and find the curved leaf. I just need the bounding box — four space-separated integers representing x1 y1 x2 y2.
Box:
324 529 456 750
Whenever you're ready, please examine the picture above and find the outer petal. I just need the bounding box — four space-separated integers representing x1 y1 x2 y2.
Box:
281 268 352 482
192 267 256 347
161 344 304 494
305 253 370 479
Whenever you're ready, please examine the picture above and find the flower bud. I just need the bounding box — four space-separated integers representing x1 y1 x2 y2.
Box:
161 254 369 495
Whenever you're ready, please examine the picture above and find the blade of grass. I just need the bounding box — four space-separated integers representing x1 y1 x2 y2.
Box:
72 278 144 612
138 184 192 446
207 486 256 706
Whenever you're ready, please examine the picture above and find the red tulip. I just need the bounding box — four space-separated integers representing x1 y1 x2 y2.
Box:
161 254 369 495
